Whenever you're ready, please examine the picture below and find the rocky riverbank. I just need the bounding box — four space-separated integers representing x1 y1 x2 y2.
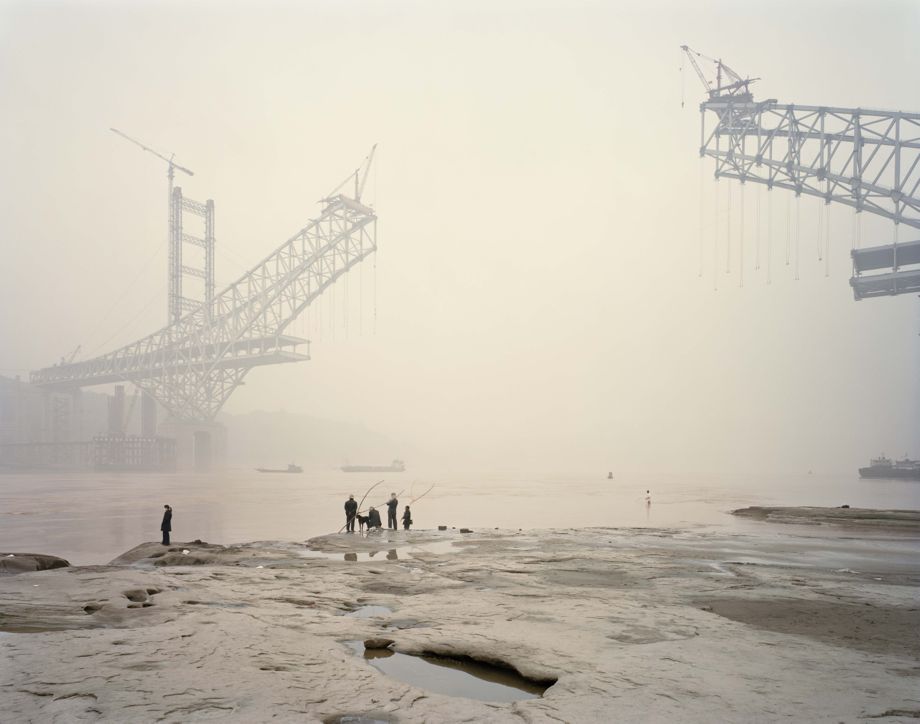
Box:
732 506 920 530
1 518 918 722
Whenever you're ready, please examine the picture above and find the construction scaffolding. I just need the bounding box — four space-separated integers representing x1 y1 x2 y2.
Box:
0 435 176 472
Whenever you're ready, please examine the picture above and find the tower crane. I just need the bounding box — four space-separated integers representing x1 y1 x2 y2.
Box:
680 45 759 105
110 128 194 187
322 144 377 205
110 128 198 324
58 345 81 366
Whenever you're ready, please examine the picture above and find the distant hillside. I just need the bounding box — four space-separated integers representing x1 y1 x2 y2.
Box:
219 409 402 468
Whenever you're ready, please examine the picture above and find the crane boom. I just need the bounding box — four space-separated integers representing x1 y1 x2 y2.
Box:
109 128 194 177
355 144 377 202
323 144 377 203
680 45 759 102
681 45 712 95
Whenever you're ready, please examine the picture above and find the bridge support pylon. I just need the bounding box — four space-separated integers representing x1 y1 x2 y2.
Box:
158 419 226 472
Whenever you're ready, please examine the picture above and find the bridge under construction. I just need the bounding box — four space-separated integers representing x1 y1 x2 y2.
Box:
4 49 918 472
1 141 378 471
682 45 920 299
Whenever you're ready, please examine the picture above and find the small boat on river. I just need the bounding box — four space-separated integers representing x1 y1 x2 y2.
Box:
256 463 303 473
341 459 405 473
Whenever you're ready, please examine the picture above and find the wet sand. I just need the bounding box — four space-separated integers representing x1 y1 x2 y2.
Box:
1 509 918 722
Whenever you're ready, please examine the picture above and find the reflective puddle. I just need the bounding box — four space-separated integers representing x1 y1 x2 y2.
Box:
0 625 60 634
345 641 551 702
300 540 460 562
234 539 461 566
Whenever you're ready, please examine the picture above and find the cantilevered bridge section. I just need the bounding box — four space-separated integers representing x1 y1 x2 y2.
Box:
30 172 377 423
683 46 920 299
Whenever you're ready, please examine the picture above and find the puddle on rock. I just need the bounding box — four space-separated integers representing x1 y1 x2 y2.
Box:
300 540 460 563
344 605 392 618
345 641 551 702
182 600 249 609
0 625 62 634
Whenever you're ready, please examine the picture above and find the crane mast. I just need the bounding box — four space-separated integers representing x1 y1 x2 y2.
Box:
110 128 202 324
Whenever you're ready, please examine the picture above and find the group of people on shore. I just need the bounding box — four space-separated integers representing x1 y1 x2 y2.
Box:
158 492 414 545
344 492 412 533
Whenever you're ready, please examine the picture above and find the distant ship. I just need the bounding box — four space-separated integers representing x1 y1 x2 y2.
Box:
341 459 405 473
256 463 303 473
859 455 920 481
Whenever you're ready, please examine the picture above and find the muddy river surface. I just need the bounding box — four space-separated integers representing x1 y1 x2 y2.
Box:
1 468 918 565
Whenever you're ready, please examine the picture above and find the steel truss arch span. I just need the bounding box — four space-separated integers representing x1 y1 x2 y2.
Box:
701 101 920 230
31 182 378 423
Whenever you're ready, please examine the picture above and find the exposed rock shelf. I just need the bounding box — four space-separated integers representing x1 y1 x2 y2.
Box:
0 552 69 576
0 525 918 722
732 505 920 530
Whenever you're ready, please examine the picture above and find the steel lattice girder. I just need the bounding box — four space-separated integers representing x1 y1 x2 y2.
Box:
699 101 920 229
31 194 377 422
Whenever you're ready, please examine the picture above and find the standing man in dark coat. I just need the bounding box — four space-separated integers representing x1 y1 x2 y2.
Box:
160 505 172 545
386 493 399 530
345 495 358 532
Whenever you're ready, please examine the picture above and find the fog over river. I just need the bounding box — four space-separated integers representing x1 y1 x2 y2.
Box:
2 469 917 566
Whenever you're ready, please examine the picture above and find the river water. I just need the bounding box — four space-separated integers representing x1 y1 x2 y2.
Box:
0 468 918 565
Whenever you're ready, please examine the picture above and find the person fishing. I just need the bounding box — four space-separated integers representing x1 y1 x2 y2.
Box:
367 506 382 531
402 505 412 530
386 492 399 529
344 495 358 533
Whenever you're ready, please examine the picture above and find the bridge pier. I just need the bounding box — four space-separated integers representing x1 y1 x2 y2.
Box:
107 385 125 434
71 389 83 442
159 420 226 472
140 393 157 438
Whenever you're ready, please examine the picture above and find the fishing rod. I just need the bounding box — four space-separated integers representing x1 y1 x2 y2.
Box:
406 484 435 506
336 479 385 534
367 488 404 512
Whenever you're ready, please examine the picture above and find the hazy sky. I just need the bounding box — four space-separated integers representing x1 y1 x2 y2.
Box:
1 0 918 473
